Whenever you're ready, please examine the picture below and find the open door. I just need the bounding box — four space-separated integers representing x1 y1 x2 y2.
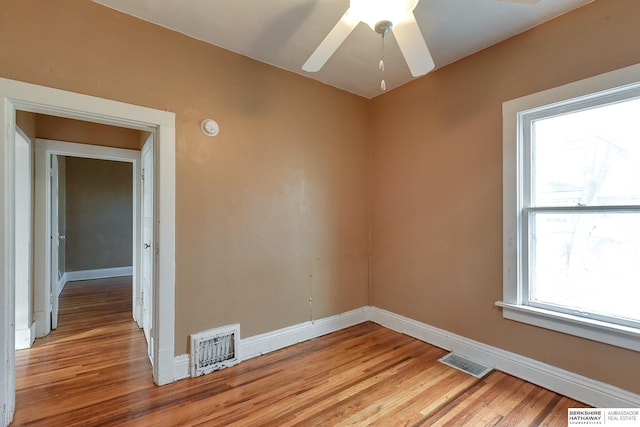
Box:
141 136 154 364
14 129 33 350
50 155 60 330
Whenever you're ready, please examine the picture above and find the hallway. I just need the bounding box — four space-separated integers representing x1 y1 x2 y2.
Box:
13 277 151 426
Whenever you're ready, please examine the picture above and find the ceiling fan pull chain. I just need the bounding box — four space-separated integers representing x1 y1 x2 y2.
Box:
380 30 387 91
379 31 385 72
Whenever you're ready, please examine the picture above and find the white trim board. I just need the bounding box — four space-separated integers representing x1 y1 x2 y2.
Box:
173 354 190 381
368 307 640 408
57 267 134 296
172 307 370 381
173 306 640 409
64 267 134 283
57 275 65 297
240 307 369 361
14 323 35 351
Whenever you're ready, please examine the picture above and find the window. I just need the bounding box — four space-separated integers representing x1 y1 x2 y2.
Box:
500 64 640 352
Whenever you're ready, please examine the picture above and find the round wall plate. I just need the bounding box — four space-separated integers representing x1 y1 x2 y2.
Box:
201 119 219 136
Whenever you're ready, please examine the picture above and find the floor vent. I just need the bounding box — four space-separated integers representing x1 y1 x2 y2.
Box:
438 353 492 378
190 324 240 377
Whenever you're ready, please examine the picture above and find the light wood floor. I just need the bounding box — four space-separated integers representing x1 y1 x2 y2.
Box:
13 278 588 426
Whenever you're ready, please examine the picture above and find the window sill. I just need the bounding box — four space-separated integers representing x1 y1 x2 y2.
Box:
495 301 640 352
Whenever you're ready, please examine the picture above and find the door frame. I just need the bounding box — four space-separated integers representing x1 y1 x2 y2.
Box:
49 153 60 330
0 77 176 426
34 139 142 336
14 128 33 350
141 136 154 360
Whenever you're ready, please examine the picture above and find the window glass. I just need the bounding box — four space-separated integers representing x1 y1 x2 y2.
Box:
531 97 640 207
529 211 640 326
526 94 640 329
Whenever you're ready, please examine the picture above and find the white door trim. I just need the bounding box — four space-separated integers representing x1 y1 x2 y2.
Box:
0 77 176 427
14 128 33 350
141 137 154 362
49 154 60 330
33 139 141 336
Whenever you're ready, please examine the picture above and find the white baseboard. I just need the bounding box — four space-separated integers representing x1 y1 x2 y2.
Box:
170 305 640 408
156 345 177 386
173 307 369 381
64 266 133 284
57 273 66 296
34 310 48 338
240 307 370 361
368 307 640 408
15 322 36 350
174 354 190 381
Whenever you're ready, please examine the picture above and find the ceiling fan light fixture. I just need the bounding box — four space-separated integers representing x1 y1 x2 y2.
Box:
303 0 433 80
348 0 419 29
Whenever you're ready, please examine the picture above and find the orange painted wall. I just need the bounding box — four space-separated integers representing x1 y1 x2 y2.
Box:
370 0 640 393
1 0 370 352
3 0 639 395
35 114 143 150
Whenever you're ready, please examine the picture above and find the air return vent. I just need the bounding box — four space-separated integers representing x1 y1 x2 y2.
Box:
190 324 240 377
438 353 492 378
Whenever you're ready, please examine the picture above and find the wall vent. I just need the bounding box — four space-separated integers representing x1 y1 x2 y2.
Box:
438 353 492 378
190 324 240 377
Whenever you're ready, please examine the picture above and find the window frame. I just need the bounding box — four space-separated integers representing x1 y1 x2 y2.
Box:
499 63 640 352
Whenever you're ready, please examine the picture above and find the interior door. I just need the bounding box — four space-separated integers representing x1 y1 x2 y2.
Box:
141 138 154 362
14 129 32 350
50 155 60 330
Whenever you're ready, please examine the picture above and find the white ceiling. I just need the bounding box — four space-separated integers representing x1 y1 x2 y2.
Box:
92 0 593 99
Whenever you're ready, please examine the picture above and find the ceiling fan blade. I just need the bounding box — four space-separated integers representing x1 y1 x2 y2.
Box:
392 13 435 77
302 10 359 72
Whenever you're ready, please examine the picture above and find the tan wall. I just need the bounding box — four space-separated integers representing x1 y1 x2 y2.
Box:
16 111 36 142
5 0 637 395
370 0 640 394
35 114 143 150
65 157 133 271
0 0 370 352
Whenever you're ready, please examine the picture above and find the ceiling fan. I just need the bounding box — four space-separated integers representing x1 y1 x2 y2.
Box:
302 0 541 84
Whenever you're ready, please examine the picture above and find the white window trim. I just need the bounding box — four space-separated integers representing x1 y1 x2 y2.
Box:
500 63 640 352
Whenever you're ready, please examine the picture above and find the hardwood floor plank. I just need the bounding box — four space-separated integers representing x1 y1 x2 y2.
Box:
364 370 480 426
12 278 589 426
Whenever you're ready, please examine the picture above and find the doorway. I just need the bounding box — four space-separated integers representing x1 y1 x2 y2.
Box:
0 77 176 427
34 139 143 339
